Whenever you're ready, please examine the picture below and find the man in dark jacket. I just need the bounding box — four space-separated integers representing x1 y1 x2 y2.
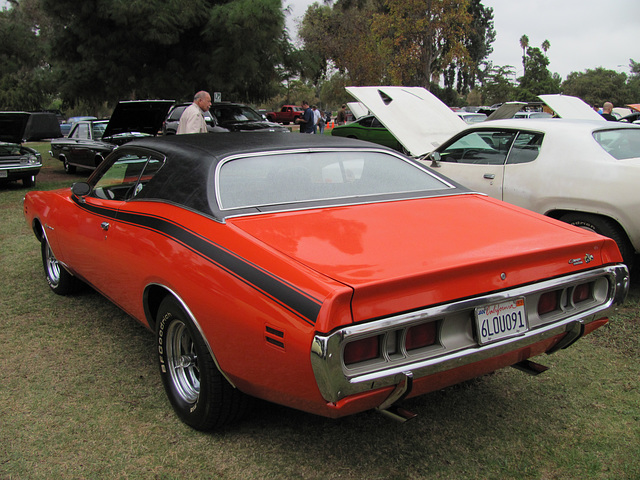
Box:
296 101 314 133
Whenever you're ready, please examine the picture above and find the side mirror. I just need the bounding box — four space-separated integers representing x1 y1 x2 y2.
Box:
72 182 91 198
430 151 441 168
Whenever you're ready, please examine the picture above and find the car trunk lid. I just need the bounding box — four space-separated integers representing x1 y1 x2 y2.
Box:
102 100 174 138
228 195 616 325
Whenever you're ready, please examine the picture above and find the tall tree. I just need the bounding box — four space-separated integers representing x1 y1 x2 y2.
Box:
541 39 550 55
516 45 560 101
40 0 289 107
299 0 388 86
0 0 55 110
519 35 529 58
443 0 495 95
371 0 473 88
479 64 516 105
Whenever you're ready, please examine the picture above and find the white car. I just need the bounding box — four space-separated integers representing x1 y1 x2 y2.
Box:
347 87 640 268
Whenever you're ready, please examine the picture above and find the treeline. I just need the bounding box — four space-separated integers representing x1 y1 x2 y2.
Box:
1 0 638 116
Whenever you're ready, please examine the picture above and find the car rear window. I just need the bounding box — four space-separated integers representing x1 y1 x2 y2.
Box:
593 129 640 160
217 150 453 210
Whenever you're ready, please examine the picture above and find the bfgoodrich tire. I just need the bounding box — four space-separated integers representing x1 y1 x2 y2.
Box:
156 296 250 430
41 237 81 295
560 212 635 269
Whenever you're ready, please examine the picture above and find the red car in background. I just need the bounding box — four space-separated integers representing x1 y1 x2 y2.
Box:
23 133 629 430
265 105 304 124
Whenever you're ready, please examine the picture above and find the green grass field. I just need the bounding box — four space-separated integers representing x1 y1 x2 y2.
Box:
1 143 638 479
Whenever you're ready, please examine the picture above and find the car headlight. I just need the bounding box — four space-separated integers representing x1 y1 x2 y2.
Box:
22 153 42 166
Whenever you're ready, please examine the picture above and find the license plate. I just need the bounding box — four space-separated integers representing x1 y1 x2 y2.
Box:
475 298 528 345
0 170 7 178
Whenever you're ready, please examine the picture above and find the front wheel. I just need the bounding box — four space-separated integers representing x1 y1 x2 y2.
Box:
22 175 35 187
560 212 635 269
156 296 250 430
41 237 81 295
63 157 76 174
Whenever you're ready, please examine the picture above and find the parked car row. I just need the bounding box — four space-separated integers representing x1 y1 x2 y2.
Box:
50 100 174 174
162 102 288 134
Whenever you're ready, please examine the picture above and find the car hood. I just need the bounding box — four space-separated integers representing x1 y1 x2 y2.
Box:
486 102 527 120
0 112 30 144
346 86 468 157
0 111 62 143
103 100 174 138
229 195 615 324
347 88 608 157
538 94 604 121
347 102 369 120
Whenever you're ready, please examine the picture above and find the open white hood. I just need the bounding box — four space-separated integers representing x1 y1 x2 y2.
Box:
347 87 605 157
486 102 526 120
346 86 467 157
538 94 605 121
347 102 369 120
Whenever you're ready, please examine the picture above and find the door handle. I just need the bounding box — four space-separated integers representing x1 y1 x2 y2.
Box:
483 174 495 179
101 222 110 231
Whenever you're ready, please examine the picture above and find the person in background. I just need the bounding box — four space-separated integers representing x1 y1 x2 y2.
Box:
600 102 618 121
312 105 321 134
295 101 314 133
317 108 326 134
336 104 348 125
177 91 212 134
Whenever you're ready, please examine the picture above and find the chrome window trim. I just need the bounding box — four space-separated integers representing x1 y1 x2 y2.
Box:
214 147 457 211
220 190 482 222
310 265 628 403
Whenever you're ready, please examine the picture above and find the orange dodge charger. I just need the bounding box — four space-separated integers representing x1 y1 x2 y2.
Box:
23 133 629 430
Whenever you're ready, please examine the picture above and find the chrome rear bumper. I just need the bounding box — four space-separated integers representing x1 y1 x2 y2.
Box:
311 265 629 404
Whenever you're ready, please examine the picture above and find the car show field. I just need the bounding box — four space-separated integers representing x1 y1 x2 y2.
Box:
1 143 638 479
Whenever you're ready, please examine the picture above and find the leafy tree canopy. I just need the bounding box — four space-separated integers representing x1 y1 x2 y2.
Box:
39 0 289 107
299 0 494 94
0 0 55 110
515 44 560 101
562 67 632 107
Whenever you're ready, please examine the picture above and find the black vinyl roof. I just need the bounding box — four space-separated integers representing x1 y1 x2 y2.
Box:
119 133 465 221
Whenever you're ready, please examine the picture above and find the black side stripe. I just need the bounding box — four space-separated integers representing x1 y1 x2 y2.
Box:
75 199 322 325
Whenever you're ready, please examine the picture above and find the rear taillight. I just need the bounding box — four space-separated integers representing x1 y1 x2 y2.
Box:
344 336 380 365
538 290 558 316
573 283 591 304
405 322 437 351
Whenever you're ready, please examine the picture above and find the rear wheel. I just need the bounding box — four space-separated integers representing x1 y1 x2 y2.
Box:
41 237 81 295
560 212 635 269
156 296 250 430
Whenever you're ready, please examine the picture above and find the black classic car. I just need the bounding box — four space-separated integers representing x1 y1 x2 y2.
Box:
162 102 288 135
51 100 173 173
0 112 58 187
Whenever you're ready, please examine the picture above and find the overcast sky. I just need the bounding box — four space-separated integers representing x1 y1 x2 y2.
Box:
284 0 640 80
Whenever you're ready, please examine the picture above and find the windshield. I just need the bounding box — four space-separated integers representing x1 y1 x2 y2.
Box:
593 129 640 160
211 105 263 124
92 122 107 138
217 150 453 210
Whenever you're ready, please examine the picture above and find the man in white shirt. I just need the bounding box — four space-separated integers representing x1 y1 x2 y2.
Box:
177 91 212 134
312 105 321 134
